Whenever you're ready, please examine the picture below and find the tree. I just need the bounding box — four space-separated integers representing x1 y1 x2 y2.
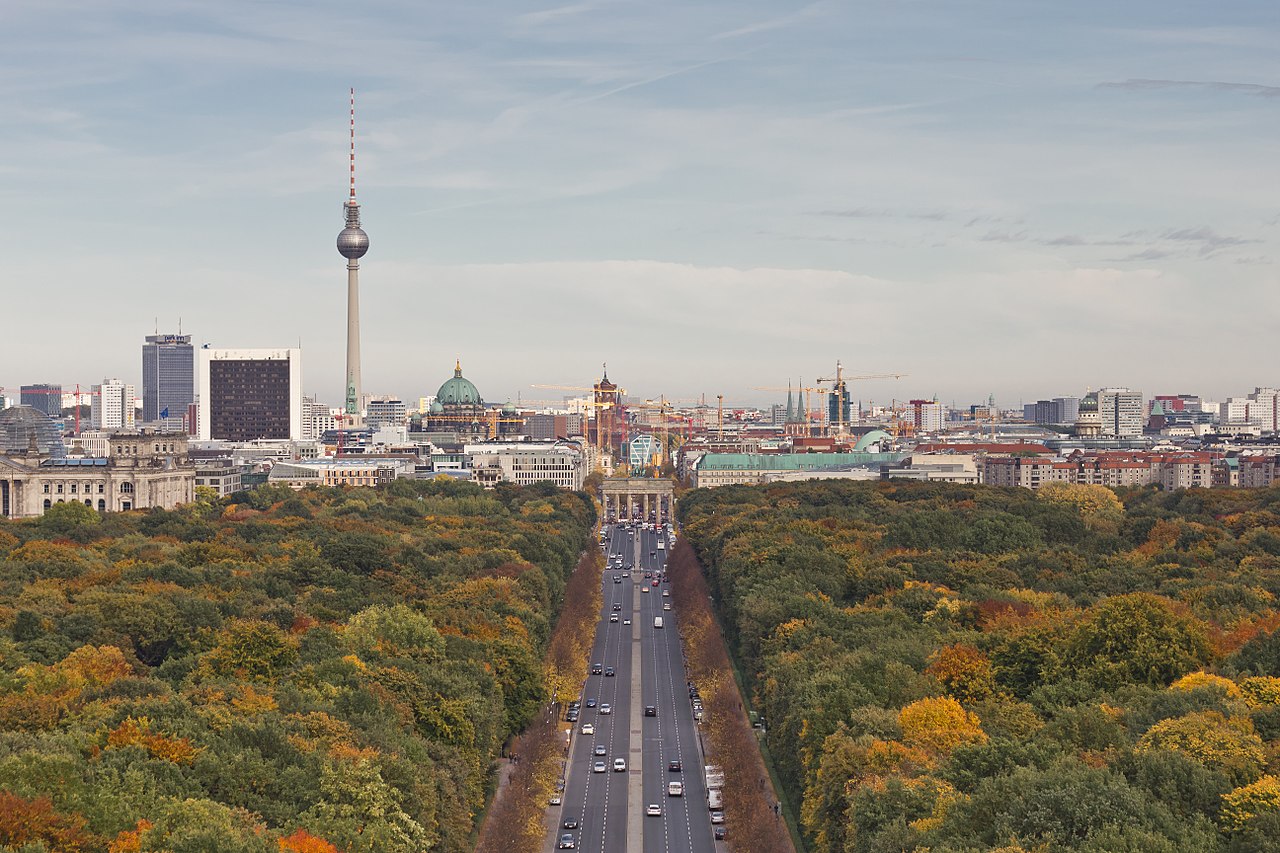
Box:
898 696 988 755
343 605 444 661
1137 711 1266 785
926 644 998 703
136 798 274 853
1037 482 1124 531
199 620 298 682
1065 594 1210 689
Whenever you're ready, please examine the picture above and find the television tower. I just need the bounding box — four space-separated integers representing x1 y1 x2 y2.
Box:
336 88 369 417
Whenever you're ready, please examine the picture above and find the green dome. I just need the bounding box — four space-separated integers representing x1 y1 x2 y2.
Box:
1079 392 1099 413
436 361 481 406
429 400 444 414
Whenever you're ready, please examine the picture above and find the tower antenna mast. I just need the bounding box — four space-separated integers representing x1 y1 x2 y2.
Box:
336 87 369 418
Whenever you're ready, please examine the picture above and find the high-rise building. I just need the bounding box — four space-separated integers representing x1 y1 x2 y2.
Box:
302 396 336 441
366 398 407 430
20 384 62 417
1024 397 1080 426
1098 388 1144 437
142 333 194 425
197 348 302 441
910 399 944 433
336 89 369 417
91 379 136 430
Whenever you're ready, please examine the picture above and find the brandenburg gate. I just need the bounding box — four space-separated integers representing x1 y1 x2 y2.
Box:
601 477 676 524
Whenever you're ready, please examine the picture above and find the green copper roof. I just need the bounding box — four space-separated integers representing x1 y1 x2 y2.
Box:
696 451 906 471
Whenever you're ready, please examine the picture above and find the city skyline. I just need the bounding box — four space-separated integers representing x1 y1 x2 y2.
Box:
4 1 1277 405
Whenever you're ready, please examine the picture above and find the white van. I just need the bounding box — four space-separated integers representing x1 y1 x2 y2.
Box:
654 617 664 629
668 781 683 796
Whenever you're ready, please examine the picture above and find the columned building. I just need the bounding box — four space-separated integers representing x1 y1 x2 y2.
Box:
0 427 194 518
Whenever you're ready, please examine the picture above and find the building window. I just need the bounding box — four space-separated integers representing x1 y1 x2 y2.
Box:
70 484 77 494
56 484 63 494
43 484 49 494
43 499 51 510
121 482 134 494
98 484 104 494
97 499 105 511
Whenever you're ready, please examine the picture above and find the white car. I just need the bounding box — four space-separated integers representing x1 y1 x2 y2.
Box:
613 758 626 772
663 603 671 611
623 619 631 626
641 586 649 594
593 761 607 773
646 803 661 817
710 811 725 824
662 589 670 597
668 781 684 796
581 723 595 735
600 703 612 715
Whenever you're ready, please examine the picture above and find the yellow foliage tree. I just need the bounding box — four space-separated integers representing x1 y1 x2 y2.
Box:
898 696 987 755
1240 676 1280 708
925 643 997 703
1170 671 1243 699
1036 481 1124 530
1137 711 1265 784
1221 775 1280 831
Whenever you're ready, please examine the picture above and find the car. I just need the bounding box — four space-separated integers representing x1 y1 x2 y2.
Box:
559 833 576 849
591 663 602 675
613 758 626 772
581 723 594 735
550 794 562 805
623 619 631 625
644 571 652 578
566 710 578 722
694 709 703 721
663 603 671 611
714 826 726 840
612 603 622 611
593 761 606 773
641 586 649 594
668 759 682 772
604 667 615 677
562 817 579 829
594 744 606 756
568 701 580 709
610 614 619 623
585 698 596 708
668 781 683 796
652 580 659 587
646 803 661 817
711 811 725 824
644 706 656 717
614 577 622 583
600 703 612 715
662 589 670 597
650 551 656 557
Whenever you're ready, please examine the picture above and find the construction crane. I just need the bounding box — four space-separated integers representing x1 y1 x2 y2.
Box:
815 361 907 434
530 379 626 458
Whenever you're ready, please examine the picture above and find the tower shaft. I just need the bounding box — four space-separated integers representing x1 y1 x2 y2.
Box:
346 257 361 415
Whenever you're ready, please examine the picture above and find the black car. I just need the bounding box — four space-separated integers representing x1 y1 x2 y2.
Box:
714 826 726 840
668 759 682 772
612 603 622 611
562 817 579 829
591 663 602 674
585 698 597 708
644 706 656 717
604 667 615 677
566 710 578 722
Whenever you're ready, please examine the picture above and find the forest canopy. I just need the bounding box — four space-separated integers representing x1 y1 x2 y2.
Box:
679 479 1280 852
0 479 593 853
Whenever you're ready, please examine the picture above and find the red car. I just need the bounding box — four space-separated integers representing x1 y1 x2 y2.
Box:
652 580 659 587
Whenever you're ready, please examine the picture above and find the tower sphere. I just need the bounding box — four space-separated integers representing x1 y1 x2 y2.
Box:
337 225 369 259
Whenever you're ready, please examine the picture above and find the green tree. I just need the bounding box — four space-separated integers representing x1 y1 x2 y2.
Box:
1064 594 1210 689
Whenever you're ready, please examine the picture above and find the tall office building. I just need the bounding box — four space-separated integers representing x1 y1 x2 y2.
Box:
910 399 944 433
142 333 194 424
1098 388 1144 437
91 379 136 430
336 89 369 417
197 348 303 441
20 384 62 417
366 398 407 430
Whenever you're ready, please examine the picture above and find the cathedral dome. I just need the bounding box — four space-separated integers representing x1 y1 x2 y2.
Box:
436 361 482 407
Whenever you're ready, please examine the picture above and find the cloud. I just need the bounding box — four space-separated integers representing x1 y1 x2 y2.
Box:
512 3 597 27
1161 226 1258 256
979 230 1028 243
1099 79 1280 98
710 2 828 40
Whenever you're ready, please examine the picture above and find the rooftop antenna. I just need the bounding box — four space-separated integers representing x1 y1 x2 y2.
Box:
178 316 182 335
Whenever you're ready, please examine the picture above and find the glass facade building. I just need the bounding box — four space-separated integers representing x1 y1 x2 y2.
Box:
20 384 62 417
208 358 293 441
142 334 194 424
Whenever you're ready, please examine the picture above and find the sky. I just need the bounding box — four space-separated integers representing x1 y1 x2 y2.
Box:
3 0 1278 410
